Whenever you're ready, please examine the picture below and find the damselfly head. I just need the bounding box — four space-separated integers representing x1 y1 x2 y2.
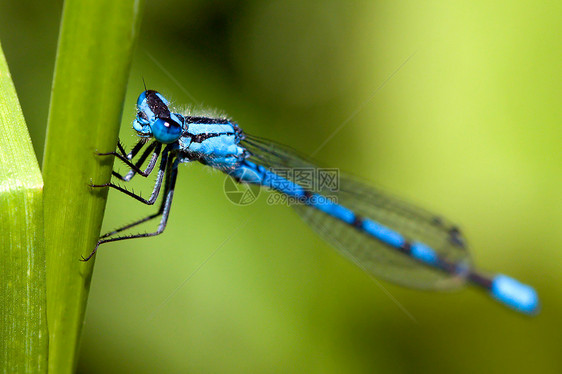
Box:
132 90 184 144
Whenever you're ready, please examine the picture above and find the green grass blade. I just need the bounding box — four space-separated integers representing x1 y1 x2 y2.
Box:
42 0 144 372
0 42 47 373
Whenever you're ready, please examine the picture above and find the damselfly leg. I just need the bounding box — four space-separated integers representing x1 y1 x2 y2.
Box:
83 152 179 261
91 144 168 205
110 140 161 181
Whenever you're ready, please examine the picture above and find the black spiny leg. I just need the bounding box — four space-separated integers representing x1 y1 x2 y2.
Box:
113 138 148 162
118 138 145 159
98 141 161 182
91 146 169 205
107 138 147 167
115 140 161 181
82 156 179 261
97 150 175 239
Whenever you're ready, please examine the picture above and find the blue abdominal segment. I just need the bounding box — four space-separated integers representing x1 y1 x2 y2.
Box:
228 160 307 198
361 220 406 248
491 275 540 314
410 242 440 266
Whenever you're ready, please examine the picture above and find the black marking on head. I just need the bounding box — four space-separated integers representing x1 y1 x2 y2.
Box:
145 90 171 118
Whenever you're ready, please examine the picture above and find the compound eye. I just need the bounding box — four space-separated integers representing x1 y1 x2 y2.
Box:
152 117 182 143
136 91 148 108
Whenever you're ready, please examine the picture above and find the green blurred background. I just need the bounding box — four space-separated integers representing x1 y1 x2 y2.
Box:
1 0 561 372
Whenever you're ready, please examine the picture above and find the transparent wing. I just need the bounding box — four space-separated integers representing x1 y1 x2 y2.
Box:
243 135 471 290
